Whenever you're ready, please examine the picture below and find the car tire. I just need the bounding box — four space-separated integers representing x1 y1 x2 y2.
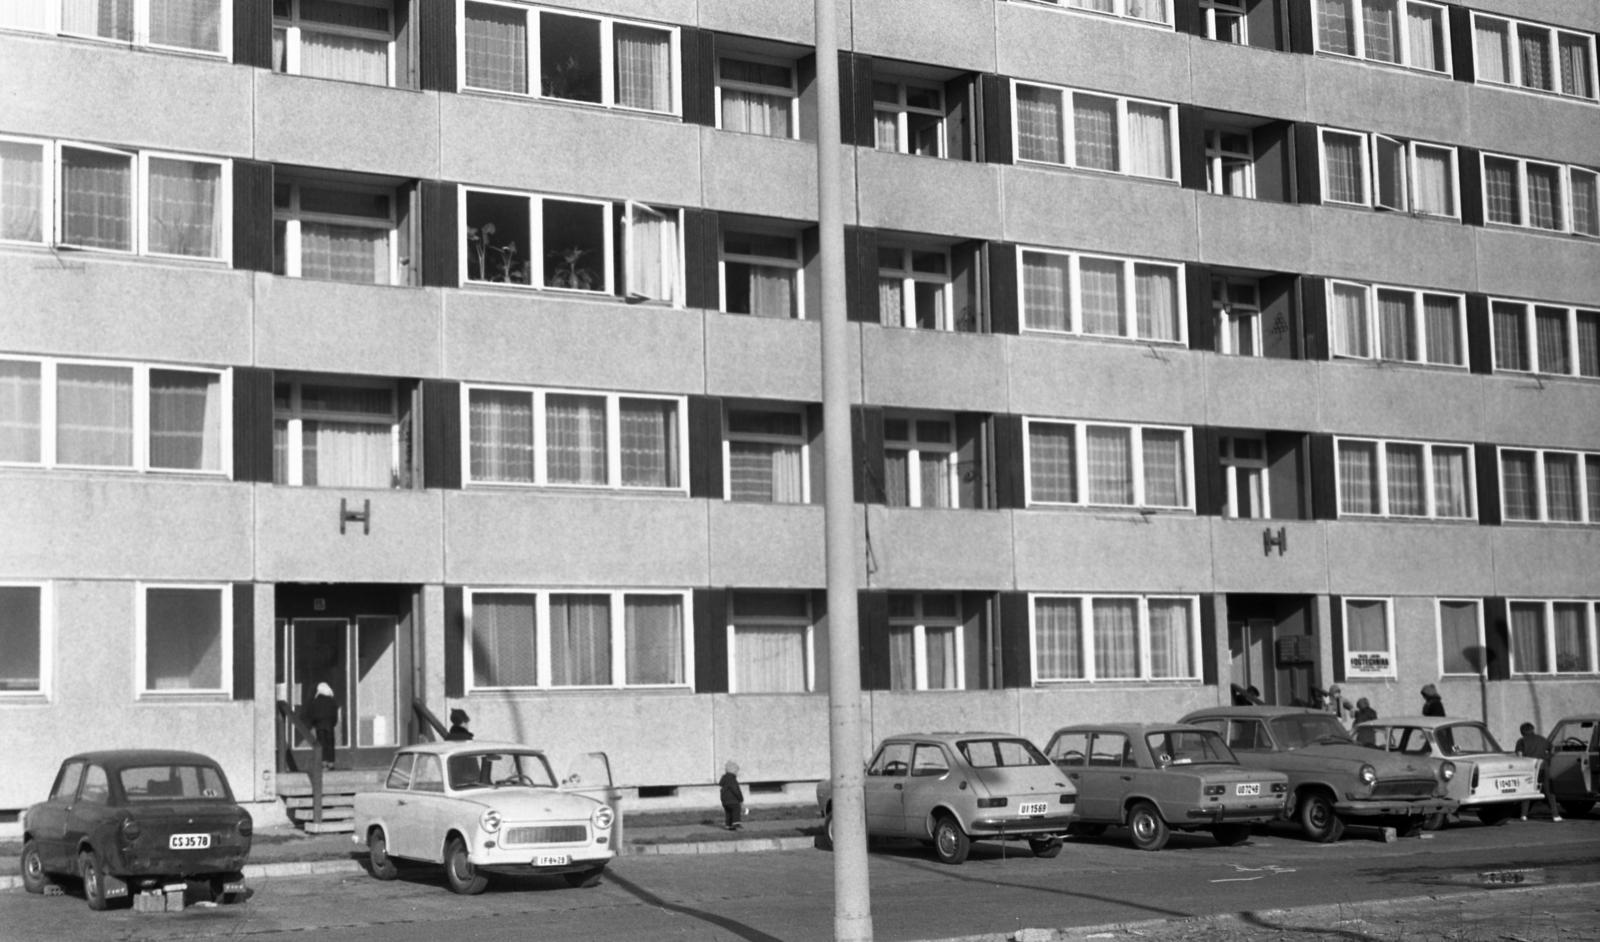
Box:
1475 803 1514 827
21 839 49 894
1067 822 1108 838
1127 802 1170 852
443 836 488 896
562 866 606 889
1211 823 1251 847
1558 800 1594 818
932 815 970 865
1028 837 1063 859
368 828 399 881
79 850 109 911
1297 791 1345 843
1422 811 1448 832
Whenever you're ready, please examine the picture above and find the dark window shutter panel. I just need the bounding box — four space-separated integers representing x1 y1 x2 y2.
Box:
998 591 1031 688
1484 597 1510 681
992 413 1026 509
796 53 818 142
422 379 462 489
1254 120 1294 204
419 0 457 92
1310 432 1338 519
1448 5 1475 83
1260 273 1300 359
231 159 273 272
986 242 1019 335
852 406 885 504
688 396 724 499
1178 104 1208 191
1329 595 1346 684
693 588 729 693
849 53 875 146
944 73 978 161
807 402 825 504
845 226 880 323
682 208 721 311
420 181 458 288
1174 0 1204 36
232 366 274 482
1195 426 1225 516
232 0 271 68
1287 0 1315 54
952 240 984 332
1186 263 1213 352
960 591 993 689
1199 593 1218 686
1248 0 1289 52
1458 147 1483 226
1466 294 1492 373
956 412 989 509
979 73 1012 164
1474 443 1501 525
1292 122 1320 205
1300 275 1329 360
444 586 465 698
232 583 255 700
681 28 717 126
859 591 890 690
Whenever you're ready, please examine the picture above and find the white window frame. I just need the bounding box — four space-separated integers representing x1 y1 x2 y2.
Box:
1220 434 1270 519
1436 598 1486 678
459 384 689 492
1017 247 1188 344
0 355 234 476
1369 135 1461 219
713 50 800 139
458 185 617 293
1205 127 1255 199
272 376 401 488
1010 80 1181 182
1022 418 1196 511
456 0 682 114
0 134 56 247
1325 280 1468 368
871 78 946 157
1508 599 1599 676
722 405 810 503
1479 152 1593 236
887 593 966 692
1311 0 1453 74
1487 300 1600 377
273 0 396 86
1318 128 1373 208
1028 593 1202 684
135 583 234 698
883 411 959 509
725 591 815 695
1333 435 1477 520
1020 0 1174 29
0 581 52 701
1341 596 1396 679
621 201 685 306
718 225 805 318
1213 275 1262 357
8 0 233 58
274 176 399 284
463 587 695 692
1202 0 1247 43
1471 12 1599 101
1497 447 1600 525
877 244 954 330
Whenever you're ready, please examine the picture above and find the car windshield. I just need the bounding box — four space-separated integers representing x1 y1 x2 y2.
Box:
1435 723 1501 756
1146 730 1238 766
958 739 1050 768
1269 714 1354 750
448 752 557 791
120 765 230 801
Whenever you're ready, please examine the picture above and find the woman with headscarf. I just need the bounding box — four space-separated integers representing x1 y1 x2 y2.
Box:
307 682 340 771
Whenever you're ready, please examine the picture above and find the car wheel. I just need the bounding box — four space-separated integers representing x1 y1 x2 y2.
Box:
1211 823 1251 847
1475 803 1514 827
562 866 606 889
1558 800 1594 818
78 850 109 911
1297 791 1345 843
1028 837 1063 859
1421 811 1448 832
368 828 399 881
1126 802 1170 852
932 815 970 865
21 840 50 895
1067 822 1108 838
443 836 488 896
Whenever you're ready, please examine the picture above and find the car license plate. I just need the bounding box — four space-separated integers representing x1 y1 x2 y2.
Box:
1494 778 1521 793
1017 802 1048 816
1235 783 1260 796
535 854 570 867
169 833 211 850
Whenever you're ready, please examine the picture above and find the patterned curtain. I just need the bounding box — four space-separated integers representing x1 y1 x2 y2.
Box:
1361 0 1398 63
1338 440 1378 514
1074 94 1119 171
1323 133 1365 204
1572 172 1599 237
1079 257 1124 336
147 158 221 258
1510 603 1546 673
1431 447 1470 518
471 594 537 688
1519 27 1552 90
1483 157 1520 225
615 25 670 111
61 147 133 251
729 441 802 503
1015 85 1065 164
1526 165 1560 230
0 139 44 243
625 595 683 685
1147 599 1190 679
0 359 41 463
56 364 133 467
1028 423 1076 503
148 369 221 471
1560 34 1594 97
468 390 534 483
1023 252 1071 331
1423 294 1462 365
1317 0 1355 55
878 277 904 327
619 398 676 487
546 394 607 485
1035 598 1082 681
464 2 526 93
301 223 386 283
1087 425 1133 505
1141 429 1186 507
1092 599 1139 679
1543 453 1580 522
551 594 611 686
1134 264 1178 341
1499 451 1536 521
1384 443 1424 516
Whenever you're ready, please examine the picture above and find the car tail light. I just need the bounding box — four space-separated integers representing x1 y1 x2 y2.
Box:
592 805 615 830
480 809 503 833
976 797 1008 808
1203 785 1226 796
1440 761 1456 782
120 818 141 843
238 815 253 837
1271 783 1287 794
1059 794 1075 805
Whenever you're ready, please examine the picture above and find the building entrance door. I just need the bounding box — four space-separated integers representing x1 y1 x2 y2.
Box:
1229 618 1276 704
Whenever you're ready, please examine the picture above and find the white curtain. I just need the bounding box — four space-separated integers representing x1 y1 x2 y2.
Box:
1510 603 1545 673
1074 94 1119 171
0 0 48 30
1318 0 1355 55
1034 598 1082 680
1126 104 1171 178
1561 35 1593 97
1332 283 1369 357
729 441 802 502
1493 302 1527 370
1323 133 1365 204
1431 446 1470 518
1535 307 1569 374
464 1 526 92
1543 453 1580 522
1572 172 1599 237
615 25 671 112
619 398 676 487
884 449 909 506
470 594 538 688
742 264 795 318
1413 146 1452 216
1520 27 1552 91
925 625 957 689
1134 264 1178 341
919 452 951 508
546 394 607 485
1384 442 1424 516
1141 429 1185 507
1438 601 1478 674
1526 165 1560 230
1406 3 1442 71
1092 599 1138 679
1475 19 1510 83
1423 295 1462 365
302 31 388 85
878 277 904 327
149 369 220 471
0 359 42 463
734 626 807 693
1377 289 1415 361
1345 600 1388 653
625 595 683 685
1483 157 1520 225
1086 425 1133 505
149 0 221 52
1499 450 1536 520
61 0 131 39
1147 599 1190 678
1126 0 1165 23
301 222 386 284
1338 440 1378 514
630 208 678 302
307 420 391 487
888 626 915 691
1361 0 1397 63
468 389 534 483
61 148 132 251
1015 85 1064 164
721 90 791 138
147 157 221 258
1554 604 1588 673
551 594 611 686
1080 257 1124 336
1022 252 1070 331
1065 0 1114 11
144 588 222 690
1028 423 1075 503
0 140 44 243
56 364 133 467
875 111 898 152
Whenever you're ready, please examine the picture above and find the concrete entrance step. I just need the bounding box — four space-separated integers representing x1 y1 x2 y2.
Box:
276 770 385 797
301 821 356 835
289 806 355 822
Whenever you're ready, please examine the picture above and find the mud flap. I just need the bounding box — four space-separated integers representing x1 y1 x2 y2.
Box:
103 874 129 900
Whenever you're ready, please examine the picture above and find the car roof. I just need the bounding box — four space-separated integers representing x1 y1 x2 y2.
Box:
1048 723 1211 736
1355 716 1484 729
397 740 547 757
1181 706 1323 719
880 732 1027 745
62 750 223 769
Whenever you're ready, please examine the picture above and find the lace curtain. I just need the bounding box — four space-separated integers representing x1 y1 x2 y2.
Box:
1028 423 1076 503
1087 425 1133 505
615 25 670 111
148 158 221 258
1492 303 1526 370
302 31 388 85
468 390 534 483
1560 35 1593 97
1499 451 1536 520
734 626 807 692
1423 295 1461 365
1148 599 1190 679
1323 134 1364 204
1035 598 1082 680
1015 85 1064 164
546 394 607 485
1074 95 1119 171
1384 443 1424 516
56 364 133 467
1332 283 1369 357
471 594 538 687
1510 603 1546 673
625 595 683 685
1134 264 1177 341
301 222 387 284
305 420 392 487
1345 600 1388 653
464 2 526 92
1431 447 1470 518
1023 252 1070 331
1338 440 1378 514
551 594 610 686
1141 429 1185 507
61 148 132 251
149 0 221 52
878 277 904 326
149 369 221 471
619 399 676 488
1092 599 1138 679
0 359 41 463
1520 27 1552 90
0 140 44 242
1080 258 1124 336
721 90 790 138
1125 103 1170 178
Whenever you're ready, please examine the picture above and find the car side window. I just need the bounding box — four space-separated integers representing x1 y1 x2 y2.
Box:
1228 720 1270 752
1089 733 1128 767
1552 721 1597 751
1354 727 1381 747
412 754 444 793
1047 732 1089 767
78 765 110 804
52 761 86 801
911 745 949 777
386 754 415 790
868 743 912 777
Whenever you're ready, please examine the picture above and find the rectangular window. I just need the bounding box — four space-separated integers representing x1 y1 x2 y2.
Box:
1327 281 1466 367
1030 0 1172 27
729 591 812 693
273 0 393 87
274 177 397 285
139 584 231 695
1019 247 1184 343
461 187 625 293
878 245 954 331
884 413 956 509
1220 435 1268 518
0 356 228 474
1498 447 1600 524
887 593 963 691
1202 0 1247 43
1438 599 1483 676
721 227 802 318
716 54 798 139
0 583 50 697
1212 277 1260 357
1320 129 1461 218
1031 594 1199 683
463 385 684 491
1342 597 1395 678
1509 600 1599 675
273 377 402 488
1335 436 1474 519
464 588 691 690
725 407 806 503
1205 128 1254 198
1315 0 1451 73
460 2 679 114
873 80 944 157
1025 419 1192 510
1013 81 1177 182
1474 13 1598 101
7 0 229 55
1489 300 1600 376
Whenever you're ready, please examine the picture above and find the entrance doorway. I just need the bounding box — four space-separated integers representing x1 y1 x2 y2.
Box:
1225 594 1317 707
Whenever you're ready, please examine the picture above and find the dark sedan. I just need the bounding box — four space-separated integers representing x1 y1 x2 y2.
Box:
21 750 252 909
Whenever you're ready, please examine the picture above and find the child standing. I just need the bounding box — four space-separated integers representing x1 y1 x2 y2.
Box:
720 761 744 831
1515 722 1562 822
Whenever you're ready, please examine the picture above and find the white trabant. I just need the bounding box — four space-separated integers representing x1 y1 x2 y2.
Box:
1354 717 1542 826
351 741 616 895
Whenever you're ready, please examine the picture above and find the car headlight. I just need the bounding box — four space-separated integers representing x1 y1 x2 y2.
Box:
1440 761 1456 782
1359 764 1377 785
480 809 502 833
592 805 615 830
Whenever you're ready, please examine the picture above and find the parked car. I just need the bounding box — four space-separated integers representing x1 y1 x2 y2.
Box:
1040 723 1289 851
815 732 1076 864
1545 715 1600 817
1179 706 1456 842
1354 717 1541 827
20 750 252 910
351 741 616 895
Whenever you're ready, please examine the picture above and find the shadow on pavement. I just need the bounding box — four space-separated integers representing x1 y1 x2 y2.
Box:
875 852 1196 919
603 870 787 942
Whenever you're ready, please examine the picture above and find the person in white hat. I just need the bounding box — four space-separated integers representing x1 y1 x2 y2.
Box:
307 682 340 771
719 761 744 831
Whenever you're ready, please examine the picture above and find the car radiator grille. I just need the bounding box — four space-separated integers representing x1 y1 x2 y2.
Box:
1371 779 1435 799
504 824 588 845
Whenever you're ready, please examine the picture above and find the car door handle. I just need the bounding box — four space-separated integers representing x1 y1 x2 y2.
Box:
894 784 903 790
397 800 408 806
1121 776 1132 781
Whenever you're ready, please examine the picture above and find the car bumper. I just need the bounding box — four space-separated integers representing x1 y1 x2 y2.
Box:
1463 788 1544 806
470 847 615 873
968 813 1076 835
1184 804 1286 823
1334 798 1457 817
110 845 251 877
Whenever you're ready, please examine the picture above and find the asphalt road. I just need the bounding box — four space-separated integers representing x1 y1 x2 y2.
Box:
4 816 1598 942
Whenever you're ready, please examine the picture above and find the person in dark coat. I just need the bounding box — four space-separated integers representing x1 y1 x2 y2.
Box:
1353 698 1378 725
719 761 744 831
306 682 340 771
1420 684 1446 717
446 708 475 741
1515 722 1562 822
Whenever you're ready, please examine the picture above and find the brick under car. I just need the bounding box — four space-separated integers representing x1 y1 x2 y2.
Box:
20 750 252 909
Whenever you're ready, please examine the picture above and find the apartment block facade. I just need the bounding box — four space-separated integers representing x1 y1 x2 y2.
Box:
2 0 1598 817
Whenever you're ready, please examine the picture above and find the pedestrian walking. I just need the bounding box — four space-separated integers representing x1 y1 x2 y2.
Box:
1514 722 1562 822
306 682 340 771
1353 698 1378 725
720 760 745 831
1325 684 1354 724
446 708 474 741
1420 683 1446 717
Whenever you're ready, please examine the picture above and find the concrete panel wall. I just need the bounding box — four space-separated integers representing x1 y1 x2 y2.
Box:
706 502 826 587
1472 231 1600 307
1310 211 1478 291
861 327 1009 412
1008 339 1207 425
852 0 998 73
865 507 1016 590
1460 86 1600 170
867 690 1021 746
712 693 831 782
1188 40 1305 120
704 314 826 402
1209 519 1330 594
566 0 697 30
1491 528 1600 597
255 277 443 378
995 3 1187 102
1004 168 1197 261
1324 522 1495 596
1481 378 1600 450
1204 356 1321 432
1470 0 1600 33
256 75 440 179
1303 59 1467 147
1318 363 1484 442
1012 512 1213 592
1194 196 1314 273
697 0 841 48
854 148 1004 239
254 487 444 583
699 129 827 221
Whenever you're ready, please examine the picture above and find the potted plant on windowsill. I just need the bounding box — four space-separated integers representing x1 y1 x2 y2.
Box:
547 245 597 291
467 224 528 284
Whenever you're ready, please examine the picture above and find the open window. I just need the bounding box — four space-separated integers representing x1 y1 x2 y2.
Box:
620 201 682 305
873 78 945 157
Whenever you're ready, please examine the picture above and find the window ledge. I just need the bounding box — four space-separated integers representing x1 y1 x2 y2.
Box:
1033 679 1204 688
1332 515 1481 526
264 70 417 94
135 692 236 703
1481 221 1599 242
1025 505 1198 518
1310 50 1454 83
0 693 50 705
1010 159 1182 188
1328 356 1472 375
462 686 696 699
463 483 690 498
457 86 684 123
1473 81 1599 108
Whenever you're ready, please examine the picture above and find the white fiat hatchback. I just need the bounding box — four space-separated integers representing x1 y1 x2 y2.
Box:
352 741 616 894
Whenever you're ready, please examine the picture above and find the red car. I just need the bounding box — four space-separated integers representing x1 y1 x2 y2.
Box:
20 750 252 910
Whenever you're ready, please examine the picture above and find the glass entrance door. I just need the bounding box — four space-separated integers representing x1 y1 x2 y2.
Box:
291 618 348 749
280 616 400 756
